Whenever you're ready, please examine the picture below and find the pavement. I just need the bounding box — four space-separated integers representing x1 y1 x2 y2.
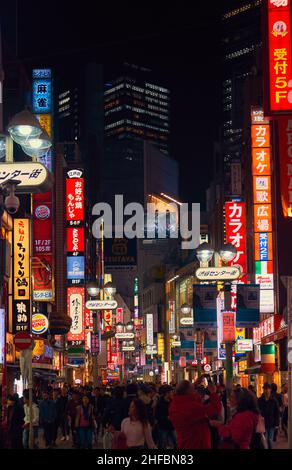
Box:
37 429 290 450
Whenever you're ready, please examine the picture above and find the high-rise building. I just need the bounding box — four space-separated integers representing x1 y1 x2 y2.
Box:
104 63 170 155
221 0 262 186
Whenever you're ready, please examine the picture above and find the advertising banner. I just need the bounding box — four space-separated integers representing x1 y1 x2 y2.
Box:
221 311 236 343
225 201 247 278
266 0 292 113
67 287 85 342
66 178 84 223
236 284 260 327
193 284 217 327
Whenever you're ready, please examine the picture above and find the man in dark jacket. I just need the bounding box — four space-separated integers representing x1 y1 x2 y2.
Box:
155 385 176 449
39 390 57 448
7 395 24 449
258 383 280 449
102 386 128 431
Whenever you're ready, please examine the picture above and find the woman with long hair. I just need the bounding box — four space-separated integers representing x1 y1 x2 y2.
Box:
209 387 260 449
120 398 156 449
75 395 94 449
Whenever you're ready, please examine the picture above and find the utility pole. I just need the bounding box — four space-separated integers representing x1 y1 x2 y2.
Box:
92 310 98 388
224 283 234 400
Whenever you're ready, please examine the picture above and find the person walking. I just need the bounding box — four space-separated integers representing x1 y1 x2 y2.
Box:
120 398 156 449
7 394 24 449
75 395 94 449
168 380 221 449
155 385 176 449
59 387 70 442
271 383 282 442
23 390 39 449
66 390 80 447
209 387 260 449
258 383 280 449
39 390 57 449
281 383 288 439
102 386 128 431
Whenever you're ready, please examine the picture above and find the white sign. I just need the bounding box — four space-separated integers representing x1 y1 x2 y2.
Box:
255 274 274 290
204 364 211 373
180 317 194 326
171 341 181 347
169 300 176 334
270 0 288 7
236 339 253 352
0 162 52 193
67 169 83 178
122 346 135 351
259 289 274 313
115 332 135 339
146 314 154 346
196 266 242 281
85 300 117 310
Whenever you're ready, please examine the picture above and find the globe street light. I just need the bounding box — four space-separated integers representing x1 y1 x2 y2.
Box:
86 281 100 298
219 243 237 263
126 321 134 331
8 110 43 145
21 129 52 158
104 281 116 296
180 303 191 315
195 242 214 267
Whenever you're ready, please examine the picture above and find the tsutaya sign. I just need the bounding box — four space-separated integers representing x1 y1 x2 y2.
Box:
85 300 117 310
115 332 135 339
0 162 53 193
195 266 242 281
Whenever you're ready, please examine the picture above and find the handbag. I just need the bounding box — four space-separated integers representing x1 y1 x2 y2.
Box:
112 431 128 449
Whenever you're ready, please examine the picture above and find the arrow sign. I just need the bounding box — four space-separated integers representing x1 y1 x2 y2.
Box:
0 162 53 193
85 300 118 310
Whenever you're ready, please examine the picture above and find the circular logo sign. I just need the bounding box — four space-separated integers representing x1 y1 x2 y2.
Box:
204 364 211 373
32 314 49 335
35 205 50 220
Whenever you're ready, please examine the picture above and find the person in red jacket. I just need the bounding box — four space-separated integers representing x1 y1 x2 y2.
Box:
209 387 260 449
168 380 222 449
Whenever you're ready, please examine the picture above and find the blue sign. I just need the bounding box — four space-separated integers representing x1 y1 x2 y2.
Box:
32 79 52 114
68 357 85 366
33 69 52 79
193 284 217 327
236 284 260 327
259 233 268 261
67 256 85 280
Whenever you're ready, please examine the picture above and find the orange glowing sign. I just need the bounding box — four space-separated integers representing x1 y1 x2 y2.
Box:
222 311 236 343
254 232 273 261
252 148 272 175
253 176 272 203
254 204 272 232
251 124 270 148
267 0 292 112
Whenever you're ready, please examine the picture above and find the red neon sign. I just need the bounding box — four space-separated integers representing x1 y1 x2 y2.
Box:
267 0 292 112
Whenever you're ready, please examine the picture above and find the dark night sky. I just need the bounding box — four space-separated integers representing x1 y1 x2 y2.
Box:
2 0 223 206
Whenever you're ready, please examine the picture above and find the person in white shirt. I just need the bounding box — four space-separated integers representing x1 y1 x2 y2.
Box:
121 399 156 449
23 391 39 449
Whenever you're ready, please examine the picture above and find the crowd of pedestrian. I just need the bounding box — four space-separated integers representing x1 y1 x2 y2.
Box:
1 377 289 450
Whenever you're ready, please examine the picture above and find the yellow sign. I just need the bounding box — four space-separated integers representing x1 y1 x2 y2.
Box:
33 340 44 357
157 333 165 361
13 219 30 300
37 114 52 137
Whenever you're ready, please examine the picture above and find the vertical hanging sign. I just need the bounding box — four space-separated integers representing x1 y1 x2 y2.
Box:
251 107 274 313
12 219 31 333
266 0 292 113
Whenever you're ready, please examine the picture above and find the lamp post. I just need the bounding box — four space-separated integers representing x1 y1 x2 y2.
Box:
86 281 100 388
195 242 238 399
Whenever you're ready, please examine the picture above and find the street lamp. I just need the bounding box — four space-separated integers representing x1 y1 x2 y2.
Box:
104 281 116 296
219 243 237 263
86 281 100 298
180 303 191 315
126 321 134 331
7 109 43 145
86 281 100 388
195 242 214 267
21 129 52 158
